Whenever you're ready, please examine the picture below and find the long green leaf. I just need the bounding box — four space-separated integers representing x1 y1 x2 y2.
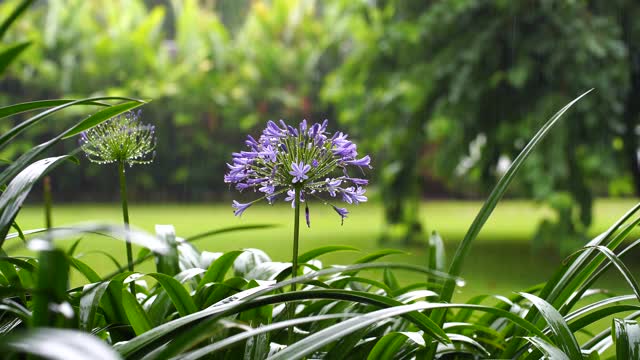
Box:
0 328 122 360
32 249 69 327
524 337 570 360
0 41 30 75
546 205 640 311
63 100 146 138
0 0 34 40
582 310 640 352
572 246 640 302
504 204 640 358
115 262 457 357
79 282 110 331
0 99 145 190
155 225 179 276
122 288 152 336
184 224 277 243
0 156 71 246
519 292 582 359
68 257 101 283
114 284 273 357
568 293 635 317
569 304 640 334
0 99 107 120
298 245 359 262
613 318 640 359
568 235 640 313
269 303 433 360
147 273 197 316
368 332 426 360
36 223 169 255
0 255 36 273
438 89 593 305
0 97 141 150
197 250 244 289
174 314 354 360
157 288 555 360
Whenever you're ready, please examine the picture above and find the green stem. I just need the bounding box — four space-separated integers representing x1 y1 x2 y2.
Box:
288 186 301 343
43 176 52 230
118 161 134 294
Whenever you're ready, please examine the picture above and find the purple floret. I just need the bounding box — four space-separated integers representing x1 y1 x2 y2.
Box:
289 161 311 183
232 200 252 216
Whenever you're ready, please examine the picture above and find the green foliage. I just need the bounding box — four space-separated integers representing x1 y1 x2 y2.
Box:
322 0 640 251
1 0 333 200
2 1 640 359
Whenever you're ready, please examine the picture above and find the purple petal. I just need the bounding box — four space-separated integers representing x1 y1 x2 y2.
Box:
232 200 252 216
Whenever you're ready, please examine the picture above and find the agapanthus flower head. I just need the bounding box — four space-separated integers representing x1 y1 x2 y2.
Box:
225 119 370 224
80 110 156 167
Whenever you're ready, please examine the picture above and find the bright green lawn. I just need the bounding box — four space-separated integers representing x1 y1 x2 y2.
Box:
8 198 640 300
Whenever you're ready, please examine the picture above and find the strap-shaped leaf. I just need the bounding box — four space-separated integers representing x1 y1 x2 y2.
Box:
147 273 197 316
298 245 359 262
184 224 276 243
79 282 110 331
0 156 71 246
0 328 121 360
63 100 146 138
524 337 570 360
174 314 355 360
0 99 107 120
0 41 30 75
368 331 426 360
155 225 179 276
122 288 152 336
519 292 582 359
439 89 593 304
0 97 142 149
613 318 640 359
268 303 439 360
115 262 458 357
0 99 145 192
197 250 244 289
0 0 34 40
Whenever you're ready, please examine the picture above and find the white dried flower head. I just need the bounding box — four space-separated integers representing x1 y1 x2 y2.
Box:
80 110 156 167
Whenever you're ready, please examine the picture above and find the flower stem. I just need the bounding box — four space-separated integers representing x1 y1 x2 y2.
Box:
43 176 52 230
288 186 301 343
118 161 134 294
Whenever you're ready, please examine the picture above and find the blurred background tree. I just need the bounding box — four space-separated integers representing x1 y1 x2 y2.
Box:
1 0 640 253
323 0 640 251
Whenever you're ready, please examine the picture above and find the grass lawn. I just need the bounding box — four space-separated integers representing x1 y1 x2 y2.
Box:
8 198 640 300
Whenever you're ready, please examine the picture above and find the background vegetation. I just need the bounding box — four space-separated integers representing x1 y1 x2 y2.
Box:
2 1 640 359
3 0 640 250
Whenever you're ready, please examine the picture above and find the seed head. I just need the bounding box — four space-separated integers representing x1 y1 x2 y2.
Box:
80 110 156 167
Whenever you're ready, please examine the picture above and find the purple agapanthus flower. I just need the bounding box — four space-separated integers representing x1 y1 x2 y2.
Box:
289 162 311 183
225 119 371 225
